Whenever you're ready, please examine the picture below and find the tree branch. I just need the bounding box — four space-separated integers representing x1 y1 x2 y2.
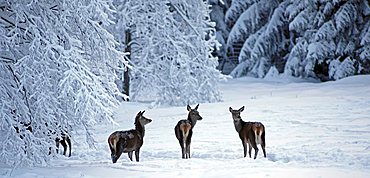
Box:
167 2 200 36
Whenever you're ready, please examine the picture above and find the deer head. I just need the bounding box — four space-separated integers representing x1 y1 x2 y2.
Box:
229 106 245 122
187 104 202 126
135 110 152 126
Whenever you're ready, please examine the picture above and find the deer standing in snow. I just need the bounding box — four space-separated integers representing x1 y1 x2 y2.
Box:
108 111 152 163
174 104 203 159
50 129 71 157
229 106 266 159
43 122 72 157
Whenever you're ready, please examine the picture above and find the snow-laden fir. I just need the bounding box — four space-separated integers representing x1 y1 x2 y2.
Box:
1 75 369 178
214 0 370 80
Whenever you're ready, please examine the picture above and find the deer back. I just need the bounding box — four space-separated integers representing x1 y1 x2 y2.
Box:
240 122 256 141
111 130 143 152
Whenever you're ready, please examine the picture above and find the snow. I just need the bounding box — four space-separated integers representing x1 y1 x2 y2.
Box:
1 75 370 177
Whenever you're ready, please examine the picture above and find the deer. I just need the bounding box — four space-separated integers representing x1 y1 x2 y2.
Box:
174 104 203 159
52 130 72 157
44 122 72 157
229 106 266 159
108 110 152 163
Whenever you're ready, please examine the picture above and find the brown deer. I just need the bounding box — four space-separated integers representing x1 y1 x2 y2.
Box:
108 110 152 163
229 106 266 159
174 104 203 159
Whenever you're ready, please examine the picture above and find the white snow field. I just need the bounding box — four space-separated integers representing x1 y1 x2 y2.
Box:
1 75 370 178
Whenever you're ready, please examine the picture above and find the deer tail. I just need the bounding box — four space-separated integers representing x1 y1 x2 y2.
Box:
252 123 264 144
108 133 119 153
180 123 191 139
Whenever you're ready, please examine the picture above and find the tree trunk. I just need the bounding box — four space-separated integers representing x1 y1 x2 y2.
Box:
123 30 131 101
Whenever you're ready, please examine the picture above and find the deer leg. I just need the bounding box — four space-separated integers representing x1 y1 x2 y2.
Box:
179 141 185 159
261 132 266 158
250 142 259 159
128 151 133 161
248 142 252 158
55 137 60 154
186 143 191 159
184 137 190 159
186 131 192 159
66 136 72 157
178 139 186 159
242 141 248 158
135 148 140 162
175 125 185 159
60 139 68 156
184 143 188 159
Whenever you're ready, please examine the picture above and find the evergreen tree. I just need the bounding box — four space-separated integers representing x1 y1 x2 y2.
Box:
227 0 285 78
285 0 368 80
209 0 230 73
225 0 370 80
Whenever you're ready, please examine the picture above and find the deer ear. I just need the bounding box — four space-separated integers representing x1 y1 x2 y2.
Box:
229 107 233 112
137 111 142 116
187 105 191 111
141 110 145 115
194 104 199 110
239 106 245 112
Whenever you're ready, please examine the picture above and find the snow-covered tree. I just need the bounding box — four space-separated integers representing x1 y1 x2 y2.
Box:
209 0 230 72
227 0 286 78
283 0 319 78
116 0 222 106
358 2 370 74
226 0 370 80
285 0 368 80
328 57 356 80
0 0 127 166
225 0 255 30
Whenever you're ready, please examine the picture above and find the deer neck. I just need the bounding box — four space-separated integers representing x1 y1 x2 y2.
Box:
135 122 145 138
233 119 243 133
187 115 197 128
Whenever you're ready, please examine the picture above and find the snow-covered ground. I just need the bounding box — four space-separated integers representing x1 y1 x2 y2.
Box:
1 75 370 178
